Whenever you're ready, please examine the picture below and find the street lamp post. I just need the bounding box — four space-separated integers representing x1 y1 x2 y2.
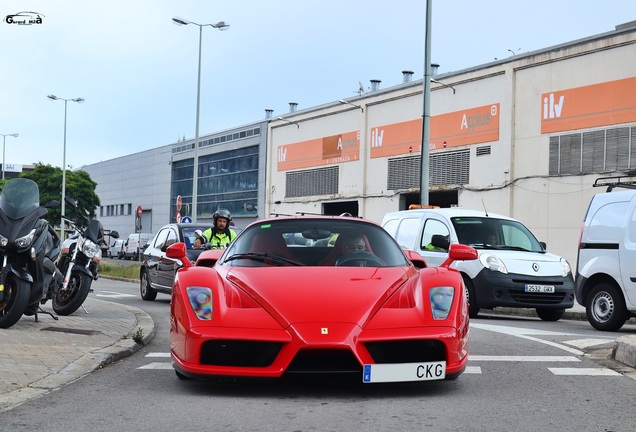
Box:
0 133 19 180
47 94 84 240
172 16 229 223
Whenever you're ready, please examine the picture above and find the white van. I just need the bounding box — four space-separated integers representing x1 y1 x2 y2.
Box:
124 233 153 261
108 239 125 259
381 208 575 321
576 176 636 331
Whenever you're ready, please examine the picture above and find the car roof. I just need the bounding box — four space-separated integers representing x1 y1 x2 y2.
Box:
382 207 514 221
245 214 380 228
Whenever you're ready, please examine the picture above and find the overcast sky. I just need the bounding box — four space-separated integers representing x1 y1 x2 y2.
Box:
2 1 635 169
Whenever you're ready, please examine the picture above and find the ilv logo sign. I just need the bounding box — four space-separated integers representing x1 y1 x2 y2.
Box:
543 93 565 120
540 77 636 134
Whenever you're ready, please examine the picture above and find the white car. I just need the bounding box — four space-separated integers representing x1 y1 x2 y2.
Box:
382 208 575 321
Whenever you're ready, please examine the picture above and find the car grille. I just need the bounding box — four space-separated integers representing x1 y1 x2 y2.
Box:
508 290 567 305
286 349 362 373
365 340 446 363
200 340 283 367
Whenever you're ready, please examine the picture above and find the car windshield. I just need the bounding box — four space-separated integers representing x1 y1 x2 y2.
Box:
451 216 544 252
221 218 410 267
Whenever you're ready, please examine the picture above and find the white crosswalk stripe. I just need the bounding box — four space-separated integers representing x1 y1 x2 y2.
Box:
137 353 621 377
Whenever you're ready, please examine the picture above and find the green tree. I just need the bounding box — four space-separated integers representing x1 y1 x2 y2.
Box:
18 163 101 226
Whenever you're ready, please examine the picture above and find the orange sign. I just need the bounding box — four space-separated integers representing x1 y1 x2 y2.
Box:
369 104 500 158
277 131 360 171
541 77 636 134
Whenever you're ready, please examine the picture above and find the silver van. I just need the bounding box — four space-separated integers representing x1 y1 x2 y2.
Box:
382 208 575 321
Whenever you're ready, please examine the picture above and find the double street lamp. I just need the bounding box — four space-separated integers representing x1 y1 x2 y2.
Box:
172 16 229 223
47 94 84 240
0 133 19 180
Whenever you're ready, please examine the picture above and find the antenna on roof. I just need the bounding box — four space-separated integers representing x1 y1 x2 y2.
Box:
481 199 489 217
357 81 365 95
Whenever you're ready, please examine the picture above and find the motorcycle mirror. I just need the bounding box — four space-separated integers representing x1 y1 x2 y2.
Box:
64 196 77 208
110 231 120 239
44 200 60 209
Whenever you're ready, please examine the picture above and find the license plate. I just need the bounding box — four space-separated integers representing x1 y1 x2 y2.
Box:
525 284 555 293
362 361 446 383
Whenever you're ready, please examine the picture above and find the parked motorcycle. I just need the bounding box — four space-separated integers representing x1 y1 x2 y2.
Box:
52 197 118 316
0 178 64 328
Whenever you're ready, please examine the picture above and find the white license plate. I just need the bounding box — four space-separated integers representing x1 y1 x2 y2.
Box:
362 361 446 383
525 284 555 293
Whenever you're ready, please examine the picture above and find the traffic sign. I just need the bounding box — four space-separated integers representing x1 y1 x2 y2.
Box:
137 205 143 217
176 211 181 223
176 195 182 211
181 216 192 223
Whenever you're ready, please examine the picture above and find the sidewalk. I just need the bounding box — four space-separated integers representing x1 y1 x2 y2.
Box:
0 295 154 413
0 291 635 414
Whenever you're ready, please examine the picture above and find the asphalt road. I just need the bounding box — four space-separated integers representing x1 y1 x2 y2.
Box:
3 278 636 431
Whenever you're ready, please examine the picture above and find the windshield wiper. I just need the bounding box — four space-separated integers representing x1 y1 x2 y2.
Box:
224 252 303 266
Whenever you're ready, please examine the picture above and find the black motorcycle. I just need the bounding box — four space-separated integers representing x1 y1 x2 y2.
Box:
0 178 64 328
52 197 118 316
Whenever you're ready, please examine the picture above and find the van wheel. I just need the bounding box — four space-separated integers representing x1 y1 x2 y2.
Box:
535 308 564 321
586 282 628 332
462 275 480 318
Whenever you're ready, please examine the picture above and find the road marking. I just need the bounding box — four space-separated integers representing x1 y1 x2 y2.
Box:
138 362 173 370
563 338 615 349
145 352 171 358
549 367 621 376
464 366 482 374
95 290 136 299
470 323 585 355
469 355 580 362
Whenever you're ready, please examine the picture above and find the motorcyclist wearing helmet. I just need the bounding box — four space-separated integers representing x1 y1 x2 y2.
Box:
193 208 237 249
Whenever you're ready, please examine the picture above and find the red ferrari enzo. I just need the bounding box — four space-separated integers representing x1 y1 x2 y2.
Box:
167 215 477 383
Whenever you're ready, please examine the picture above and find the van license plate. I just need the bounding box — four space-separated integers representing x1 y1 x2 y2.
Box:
525 284 555 293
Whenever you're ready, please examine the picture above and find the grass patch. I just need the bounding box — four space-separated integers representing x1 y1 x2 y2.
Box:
99 262 139 280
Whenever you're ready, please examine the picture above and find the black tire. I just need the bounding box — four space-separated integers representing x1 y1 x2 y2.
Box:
53 271 93 316
536 307 564 321
462 275 480 318
586 282 628 332
140 270 157 301
0 274 31 328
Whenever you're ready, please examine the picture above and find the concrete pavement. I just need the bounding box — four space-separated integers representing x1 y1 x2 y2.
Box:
1 285 635 414
0 293 154 413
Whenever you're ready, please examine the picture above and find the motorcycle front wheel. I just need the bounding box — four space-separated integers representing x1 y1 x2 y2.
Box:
0 274 30 328
52 271 92 316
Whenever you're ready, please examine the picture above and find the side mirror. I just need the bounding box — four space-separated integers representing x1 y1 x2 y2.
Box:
43 200 60 209
110 231 120 239
404 250 427 269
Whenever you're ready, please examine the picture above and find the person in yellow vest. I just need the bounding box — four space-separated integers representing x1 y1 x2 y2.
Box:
193 208 237 249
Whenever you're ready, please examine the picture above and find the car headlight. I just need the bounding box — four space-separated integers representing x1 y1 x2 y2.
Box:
187 287 213 320
430 286 454 320
479 253 508 274
16 229 36 248
80 237 100 259
0 234 8 247
560 257 571 277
